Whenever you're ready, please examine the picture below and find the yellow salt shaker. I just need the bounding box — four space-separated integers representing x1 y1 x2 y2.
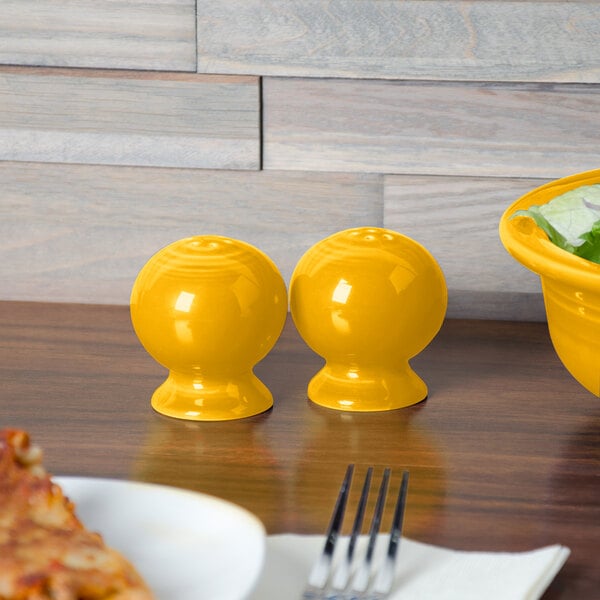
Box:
130 235 287 421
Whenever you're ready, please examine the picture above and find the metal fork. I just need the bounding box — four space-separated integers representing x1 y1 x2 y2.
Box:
302 465 409 600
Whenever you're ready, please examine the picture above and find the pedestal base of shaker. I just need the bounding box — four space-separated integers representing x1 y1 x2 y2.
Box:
307 364 427 412
150 371 273 421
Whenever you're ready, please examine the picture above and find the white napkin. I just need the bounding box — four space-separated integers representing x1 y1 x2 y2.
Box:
248 534 570 600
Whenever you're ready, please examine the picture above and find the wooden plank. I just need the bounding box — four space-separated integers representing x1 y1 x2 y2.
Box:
0 67 260 170
384 174 550 321
263 77 600 179
0 162 382 305
0 0 196 72
197 0 600 83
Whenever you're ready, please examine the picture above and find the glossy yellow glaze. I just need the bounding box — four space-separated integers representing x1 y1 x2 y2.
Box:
130 236 287 420
499 169 600 397
289 227 447 411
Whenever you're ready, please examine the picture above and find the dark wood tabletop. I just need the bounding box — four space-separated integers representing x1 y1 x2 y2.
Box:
1 300 598 598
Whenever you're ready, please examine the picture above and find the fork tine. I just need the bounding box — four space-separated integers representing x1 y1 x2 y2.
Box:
372 470 410 595
331 466 373 590
305 464 354 592
351 468 391 593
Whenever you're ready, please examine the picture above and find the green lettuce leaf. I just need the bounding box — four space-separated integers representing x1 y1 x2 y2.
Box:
512 184 600 264
574 221 600 263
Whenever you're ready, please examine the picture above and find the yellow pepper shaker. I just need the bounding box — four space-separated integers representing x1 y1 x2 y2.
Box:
290 227 447 411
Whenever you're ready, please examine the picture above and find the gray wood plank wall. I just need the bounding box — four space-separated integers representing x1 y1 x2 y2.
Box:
196 1 600 83
0 68 260 170
2 0 599 320
0 0 196 71
263 78 599 178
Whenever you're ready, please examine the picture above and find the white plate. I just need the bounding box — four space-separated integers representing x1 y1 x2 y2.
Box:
56 476 266 600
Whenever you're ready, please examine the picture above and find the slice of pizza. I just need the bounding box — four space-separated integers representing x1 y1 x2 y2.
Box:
0 429 155 600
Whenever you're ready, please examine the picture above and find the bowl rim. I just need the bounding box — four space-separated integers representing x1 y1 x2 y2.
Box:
499 169 600 290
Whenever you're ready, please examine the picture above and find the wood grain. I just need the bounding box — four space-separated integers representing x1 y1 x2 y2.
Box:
1 301 599 598
0 161 382 304
263 77 600 178
0 0 196 71
0 67 259 170
197 0 600 82
384 174 550 320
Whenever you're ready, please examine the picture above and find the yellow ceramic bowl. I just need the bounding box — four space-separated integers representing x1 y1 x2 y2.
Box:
499 169 600 396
